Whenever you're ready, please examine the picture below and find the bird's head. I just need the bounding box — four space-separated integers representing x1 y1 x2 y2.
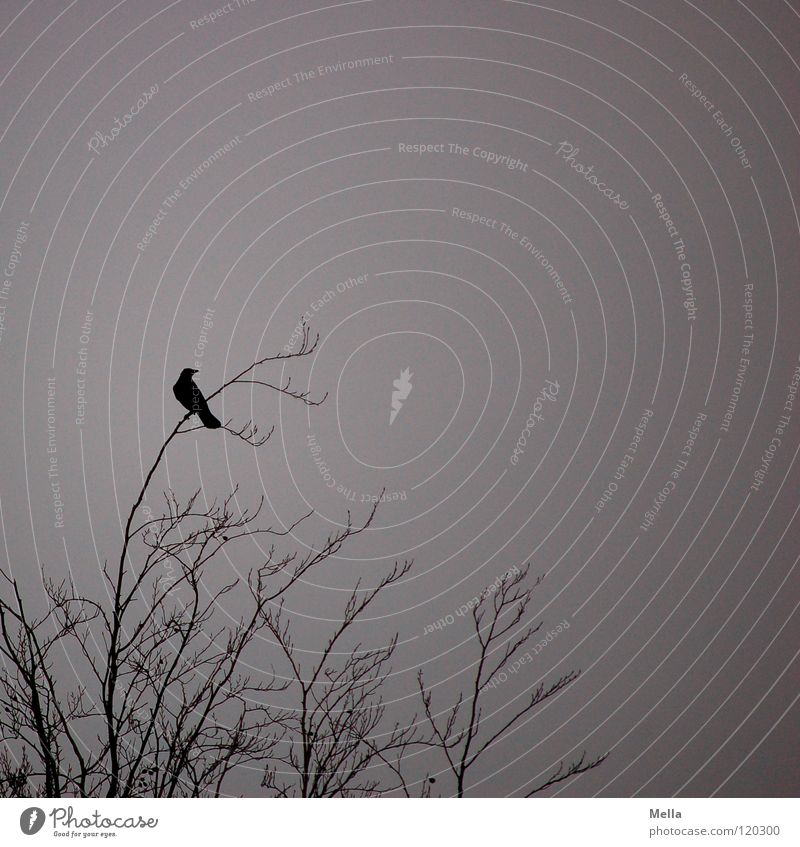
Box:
179 367 199 379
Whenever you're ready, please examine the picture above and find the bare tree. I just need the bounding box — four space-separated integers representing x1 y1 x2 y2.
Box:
0 324 381 797
416 564 607 797
0 323 606 798
261 559 424 797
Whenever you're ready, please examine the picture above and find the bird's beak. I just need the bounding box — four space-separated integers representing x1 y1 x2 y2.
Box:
190 369 198 374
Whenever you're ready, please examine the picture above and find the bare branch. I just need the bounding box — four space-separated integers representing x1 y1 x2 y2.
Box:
417 565 606 797
526 751 609 796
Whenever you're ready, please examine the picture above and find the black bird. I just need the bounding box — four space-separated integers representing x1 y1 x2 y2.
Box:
173 368 221 428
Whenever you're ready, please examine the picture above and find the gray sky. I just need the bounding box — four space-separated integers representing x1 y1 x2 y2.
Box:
1 0 799 796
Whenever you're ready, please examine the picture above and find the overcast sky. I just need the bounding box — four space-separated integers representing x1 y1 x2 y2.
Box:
1 0 799 797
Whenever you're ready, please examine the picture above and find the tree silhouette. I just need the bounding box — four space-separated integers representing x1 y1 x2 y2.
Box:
0 325 383 797
0 322 606 797
416 564 607 797
261 559 423 797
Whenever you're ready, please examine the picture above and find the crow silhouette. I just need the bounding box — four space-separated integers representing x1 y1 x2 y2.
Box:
173 368 221 428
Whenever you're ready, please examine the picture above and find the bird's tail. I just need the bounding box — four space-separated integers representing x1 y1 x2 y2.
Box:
198 408 222 429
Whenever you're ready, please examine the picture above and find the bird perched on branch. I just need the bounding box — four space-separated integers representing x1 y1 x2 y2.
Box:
173 368 221 428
